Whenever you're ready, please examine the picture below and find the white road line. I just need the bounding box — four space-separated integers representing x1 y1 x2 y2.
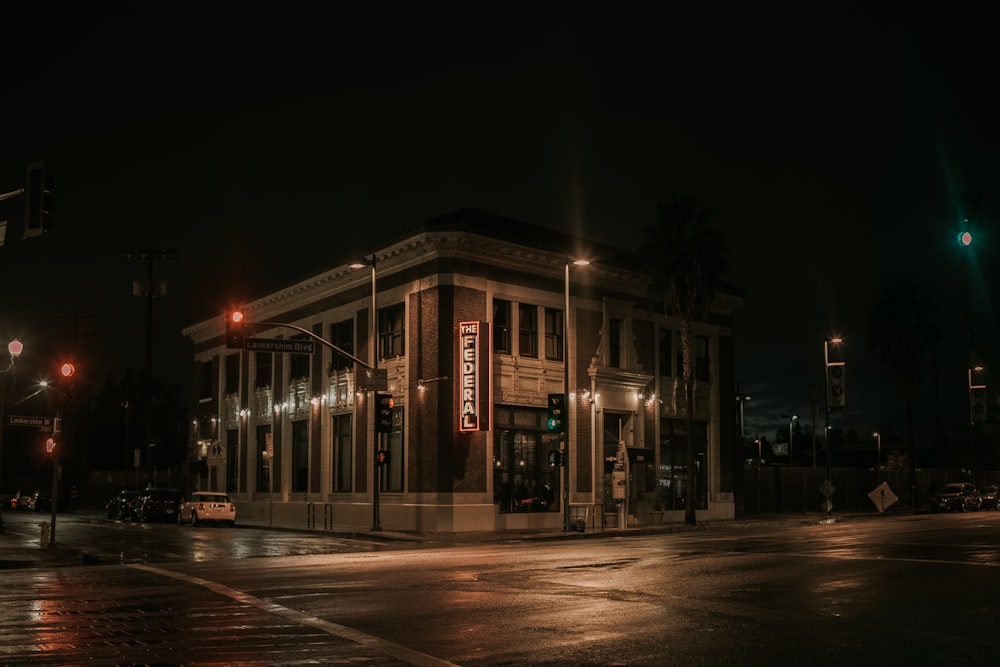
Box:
128 563 461 667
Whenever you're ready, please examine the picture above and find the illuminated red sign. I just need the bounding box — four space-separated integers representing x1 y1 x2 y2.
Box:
458 321 491 432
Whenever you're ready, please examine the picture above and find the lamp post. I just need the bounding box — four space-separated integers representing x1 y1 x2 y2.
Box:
823 336 842 520
968 365 985 475
872 431 881 484
351 256 380 531
563 258 589 532
736 384 751 455
781 414 798 464
0 338 23 492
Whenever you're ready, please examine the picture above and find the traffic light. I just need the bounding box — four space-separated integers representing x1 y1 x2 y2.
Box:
23 162 54 238
59 362 75 378
957 189 980 247
827 363 845 409
226 310 245 349
547 393 566 433
548 450 563 467
375 393 394 433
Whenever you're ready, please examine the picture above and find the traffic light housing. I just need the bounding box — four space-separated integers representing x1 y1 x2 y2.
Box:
957 189 980 247
827 363 845 409
24 162 54 238
548 450 563 467
226 310 246 349
376 393 394 433
547 393 566 433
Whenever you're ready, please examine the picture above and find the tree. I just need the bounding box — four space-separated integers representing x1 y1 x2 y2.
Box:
868 281 941 505
639 196 729 525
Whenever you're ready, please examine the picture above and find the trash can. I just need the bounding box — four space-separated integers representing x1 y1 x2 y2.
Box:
39 522 49 548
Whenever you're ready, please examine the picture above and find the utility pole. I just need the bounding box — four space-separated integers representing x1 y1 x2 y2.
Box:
124 247 178 485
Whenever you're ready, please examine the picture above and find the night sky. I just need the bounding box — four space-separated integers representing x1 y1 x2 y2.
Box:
2 6 997 450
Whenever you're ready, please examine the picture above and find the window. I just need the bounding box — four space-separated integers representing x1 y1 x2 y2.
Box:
658 419 708 510
255 352 272 389
544 308 563 361
674 332 710 381
609 318 622 368
333 414 352 492
289 335 310 380
199 360 213 400
493 299 512 354
492 406 559 514
291 419 309 493
658 328 673 377
255 425 271 493
382 405 404 492
695 335 709 381
379 303 405 360
225 354 239 395
329 319 354 372
518 304 537 358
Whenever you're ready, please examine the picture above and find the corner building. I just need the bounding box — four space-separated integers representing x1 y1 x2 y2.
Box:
182 210 744 532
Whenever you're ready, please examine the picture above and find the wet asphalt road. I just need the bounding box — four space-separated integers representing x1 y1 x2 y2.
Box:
1 509 999 665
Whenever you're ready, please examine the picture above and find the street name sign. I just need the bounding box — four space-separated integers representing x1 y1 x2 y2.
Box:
5 415 53 429
245 338 315 354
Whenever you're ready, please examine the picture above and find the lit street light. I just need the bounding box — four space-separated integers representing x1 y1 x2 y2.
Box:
563 258 589 531
350 256 380 531
873 431 881 483
781 414 798 464
823 336 843 519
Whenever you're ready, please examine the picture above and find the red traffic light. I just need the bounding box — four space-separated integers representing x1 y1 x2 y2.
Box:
231 310 244 323
59 362 75 378
226 309 246 349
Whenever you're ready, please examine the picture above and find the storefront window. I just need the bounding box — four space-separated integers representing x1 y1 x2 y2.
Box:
492 406 559 514
658 418 707 510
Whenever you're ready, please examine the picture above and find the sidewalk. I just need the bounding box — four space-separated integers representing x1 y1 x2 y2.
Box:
0 508 900 569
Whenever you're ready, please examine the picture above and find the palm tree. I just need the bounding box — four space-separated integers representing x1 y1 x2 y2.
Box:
639 196 729 525
868 281 941 506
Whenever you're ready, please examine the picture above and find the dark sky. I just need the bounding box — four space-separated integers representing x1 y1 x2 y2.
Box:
2 6 997 447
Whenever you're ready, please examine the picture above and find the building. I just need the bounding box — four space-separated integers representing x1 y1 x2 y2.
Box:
181 209 743 532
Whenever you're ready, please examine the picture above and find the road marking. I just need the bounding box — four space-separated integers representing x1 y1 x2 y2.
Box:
128 563 460 667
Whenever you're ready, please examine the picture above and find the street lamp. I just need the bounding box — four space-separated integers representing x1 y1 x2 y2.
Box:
968 365 986 426
735 385 751 439
351 256 381 531
0 338 23 491
873 431 881 483
563 258 589 532
781 414 798 464
823 336 843 520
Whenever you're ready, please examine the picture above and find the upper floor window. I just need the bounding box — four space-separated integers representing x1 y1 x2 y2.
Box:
379 303 405 360
518 304 538 358
674 332 710 381
493 299 512 354
199 360 213 400
289 334 310 380
544 308 563 361
609 318 622 368
224 353 239 395
329 319 354 372
658 328 673 377
255 352 272 388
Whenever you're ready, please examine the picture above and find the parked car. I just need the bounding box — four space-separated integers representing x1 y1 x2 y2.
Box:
930 483 981 512
979 485 999 511
106 490 139 520
136 488 183 523
178 492 236 527
10 490 30 511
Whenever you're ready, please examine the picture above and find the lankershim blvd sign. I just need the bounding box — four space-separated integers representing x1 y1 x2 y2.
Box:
458 321 491 432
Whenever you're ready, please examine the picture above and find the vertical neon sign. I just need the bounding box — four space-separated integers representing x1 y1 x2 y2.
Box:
459 321 490 432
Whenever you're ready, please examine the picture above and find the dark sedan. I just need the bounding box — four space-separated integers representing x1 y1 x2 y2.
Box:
137 488 183 523
979 485 999 511
930 483 981 512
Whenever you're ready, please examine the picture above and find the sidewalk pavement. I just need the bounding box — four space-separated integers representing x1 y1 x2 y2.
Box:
0 507 905 570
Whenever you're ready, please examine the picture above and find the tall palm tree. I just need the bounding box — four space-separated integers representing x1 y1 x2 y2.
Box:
868 281 941 506
639 196 729 525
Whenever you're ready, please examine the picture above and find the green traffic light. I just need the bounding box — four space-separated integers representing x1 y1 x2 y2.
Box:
957 231 973 247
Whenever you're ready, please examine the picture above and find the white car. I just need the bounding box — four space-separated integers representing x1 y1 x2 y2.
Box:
178 492 236 527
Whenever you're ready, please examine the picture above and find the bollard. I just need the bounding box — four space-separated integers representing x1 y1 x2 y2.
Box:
39 522 49 548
